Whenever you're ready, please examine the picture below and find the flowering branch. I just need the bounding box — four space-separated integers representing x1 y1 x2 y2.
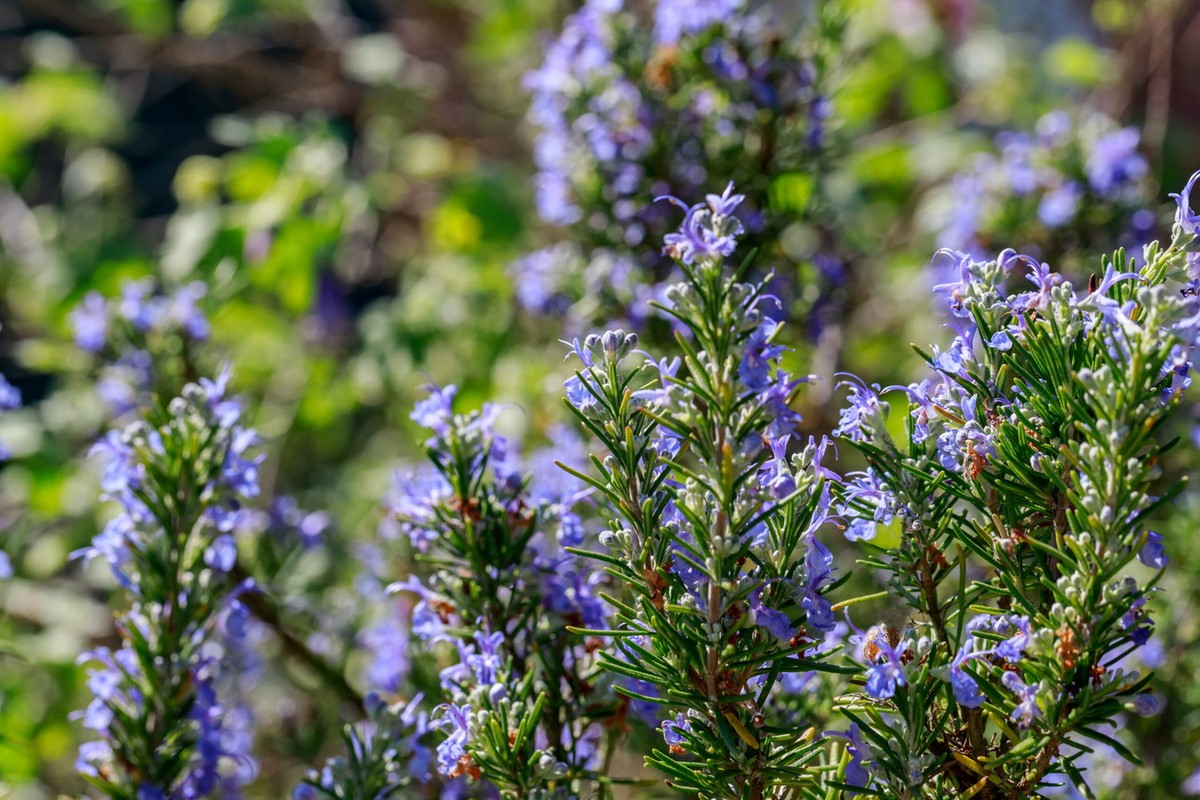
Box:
563 184 849 799
830 171 1200 797
74 371 261 798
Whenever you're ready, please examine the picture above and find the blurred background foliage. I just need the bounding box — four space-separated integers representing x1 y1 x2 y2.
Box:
1 0 1199 796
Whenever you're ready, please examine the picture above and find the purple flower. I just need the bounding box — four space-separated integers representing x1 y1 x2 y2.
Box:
662 712 691 748
985 330 1013 350
741 317 784 392
544 568 609 629
705 181 746 217
1001 671 1040 729
843 723 870 789
802 525 836 632
993 615 1031 663
758 435 796 498
412 384 458 436
76 740 113 777
565 374 601 413
0 374 20 411
949 641 985 708
465 626 505 686
660 183 746 265
1138 531 1168 569
833 377 885 443
170 282 211 340
861 626 907 700
204 534 238 572
360 612 410 693
1172 169 1200 236
382 467 452 550
510 245 575 315
70 289 111 347
839 468 897 543
433 703 472 775
1131 693 1161 717
1120 596 1154 646
563 336 595 368
749 587 793 641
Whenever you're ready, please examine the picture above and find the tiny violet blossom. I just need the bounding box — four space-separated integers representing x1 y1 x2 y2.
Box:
758 435 797 498
659 182 746 265
433 703 473 776
1172 169 1200 236
860 625 908 700
949 641 986 709
1138 531 1168 569
749 588 793 642
832 376 886 443
662 713 691 750
1001 671 1041 729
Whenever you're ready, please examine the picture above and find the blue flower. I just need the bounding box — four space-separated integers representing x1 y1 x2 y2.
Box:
1131 692 1161 717
839 468 897 543
993 618 1032 666
660 183 746 265
985 330 1013 350
741 317 784 392
662 712 692 748
861 626 907 699
76 740 113 777
466 626 505 686
565 374 601 413
758 435 796 498
844 723 871 789
1171 169 1200 235
0 374 21 411
949 642 985 709
411 384 458 436
1137 531 1168 569
360 612 410 694
170 283 211 340
204 534 238 572
833 376 885 444
749 587 793 641
510 245 575 315
1001 671 1040 729
434 703 473 776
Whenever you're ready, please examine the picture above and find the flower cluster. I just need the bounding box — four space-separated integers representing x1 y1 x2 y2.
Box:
333 386 613 798
832 173 1200 795
563 185 846 796
929 110 1156 271
515 0 840 330
73 369 262 797
70 280 211 415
